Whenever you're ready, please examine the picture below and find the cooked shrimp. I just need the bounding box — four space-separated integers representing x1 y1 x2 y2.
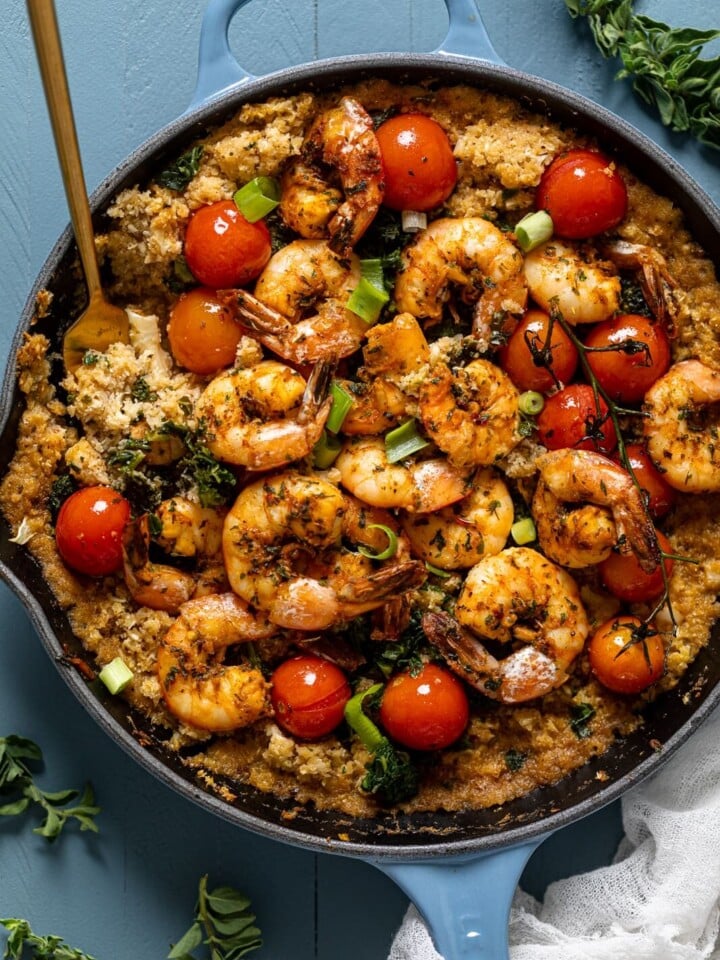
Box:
401 467 513 569
643 359 720 492
335 436 471 513
524 239 621 324
156 592 275 732
423 547 590 703
603 239 678 335
337 377 408 435
195 357 334 470
223 473 425 630
280 96 384 258
533 448 661 571
279 159 342 239
361 313 431 383
394 217 527 329
223 240 366 363
122 514 201 613
154 497 226 558
417 358 521 468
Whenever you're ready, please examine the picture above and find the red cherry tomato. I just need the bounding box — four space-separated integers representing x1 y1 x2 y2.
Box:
184 200 271 289
379 663 469 752
599 529 673 604
588 615 665 694
536 149 628 239
270 655 351 740
536 383 617 453
167 287 242 375
376 114 457 212
499 309 579 393
584 314 671 405
617 444 676 519
55 485 131 577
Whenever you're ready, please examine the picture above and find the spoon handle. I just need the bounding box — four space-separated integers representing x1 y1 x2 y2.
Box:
26 0 101 297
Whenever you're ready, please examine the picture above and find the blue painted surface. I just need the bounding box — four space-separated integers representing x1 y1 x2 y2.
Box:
0 0 717 957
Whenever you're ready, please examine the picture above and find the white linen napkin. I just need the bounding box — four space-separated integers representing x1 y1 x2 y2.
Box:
388 706 720 960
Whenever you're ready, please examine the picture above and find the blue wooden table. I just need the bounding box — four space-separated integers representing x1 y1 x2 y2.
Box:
0 1 718 957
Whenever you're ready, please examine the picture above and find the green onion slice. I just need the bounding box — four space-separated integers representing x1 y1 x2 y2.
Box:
425 561 451 579
233 176 281 222
98 657 134 695
347 277 390 325
514 210 553 253
385 418 430 464
518 390 545 416
357 524 399 561
326 381 354 434
511 517 537 545
402 210 427 232
313 430 342 469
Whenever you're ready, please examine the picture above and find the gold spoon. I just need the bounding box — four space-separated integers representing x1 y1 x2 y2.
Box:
27 0 128 373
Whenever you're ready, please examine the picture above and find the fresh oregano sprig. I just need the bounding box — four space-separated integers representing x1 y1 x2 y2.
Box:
0 918 96 960
565 0 720 148
0 736 100 842
168 875 262 960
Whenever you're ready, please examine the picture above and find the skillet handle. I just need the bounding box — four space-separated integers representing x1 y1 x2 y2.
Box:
371 838 544 959
189 0 505 111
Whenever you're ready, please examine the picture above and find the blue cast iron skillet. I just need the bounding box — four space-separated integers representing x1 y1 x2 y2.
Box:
1 2 719 956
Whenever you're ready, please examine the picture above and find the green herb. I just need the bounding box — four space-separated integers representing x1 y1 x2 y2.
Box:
504 749 528 772
180 435 236 509
0 918 96 960
565 0 720 148
81 351 100 366
131 376 158 403
0 735 100 842
168 875 262 960
620 276 652 317
569 702 597 739
373 610 427 678
107 438 150 474
157 146 204 191
47 475 76 520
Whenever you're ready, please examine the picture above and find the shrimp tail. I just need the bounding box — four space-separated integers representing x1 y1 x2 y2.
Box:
614 500 662 572
122 515 196 613
221 288 289 337
422 611 500 685
302 354 337 421
337 560 427 603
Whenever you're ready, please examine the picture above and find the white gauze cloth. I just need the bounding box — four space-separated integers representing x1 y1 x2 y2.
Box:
388 706 720 960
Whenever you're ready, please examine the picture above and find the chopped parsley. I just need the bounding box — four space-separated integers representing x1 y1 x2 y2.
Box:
157 146 204 191
570 702 596 739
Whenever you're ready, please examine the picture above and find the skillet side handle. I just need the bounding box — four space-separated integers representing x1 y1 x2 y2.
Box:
189 0 256 111
372 839 543 959
436 0 505 65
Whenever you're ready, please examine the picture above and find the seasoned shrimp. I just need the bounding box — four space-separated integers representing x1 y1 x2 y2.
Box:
603 239 678 335
280 96 384 258
401 467 513 570
424 547 590 703
524 239 621 324
156 592 275 732
335 436 471 513
533 448 661 571
337 377 408 435
195 357 334 470
223 240 366 363
418 358 521 468
223 473 426 630
643 359 720 492
361 313 431 383
154 497 226 558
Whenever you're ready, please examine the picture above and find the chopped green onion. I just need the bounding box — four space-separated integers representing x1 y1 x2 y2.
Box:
326 381 354 434
519 390 545 416
425 561 451 579
514 210 553 252
233 176 281 222
360 258 386 290
385 418 430 464
313 430 342 469
402 210 427 232
511 517 537 545
347 277 390 325
358 524 399 561
98 657 134 694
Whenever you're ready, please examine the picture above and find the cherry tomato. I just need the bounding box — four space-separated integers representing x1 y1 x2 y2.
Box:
588 615 665 694
270 655 351 740
167 287 242 375
499 309 579 393
599 529 673 604
184 200 271 289
536 149 627 239
376 114 457 212
584 314 671 405
536 383 617 453
379 663 469 752
55 485 131 577
617 444 676 519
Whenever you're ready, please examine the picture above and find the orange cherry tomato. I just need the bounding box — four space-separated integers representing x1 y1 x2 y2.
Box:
55 485 131 577
536 149 627 239
499 308 579 393
167 287 242 375
599 529 673 604
184 199 271 289
536 383 617 453
379 663 469 752
588 615 665 694
376 114 457 212
270 655 351 740
617 444 676 519
584 314 671 405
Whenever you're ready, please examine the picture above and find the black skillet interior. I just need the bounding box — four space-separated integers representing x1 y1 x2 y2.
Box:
1 54 719 860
